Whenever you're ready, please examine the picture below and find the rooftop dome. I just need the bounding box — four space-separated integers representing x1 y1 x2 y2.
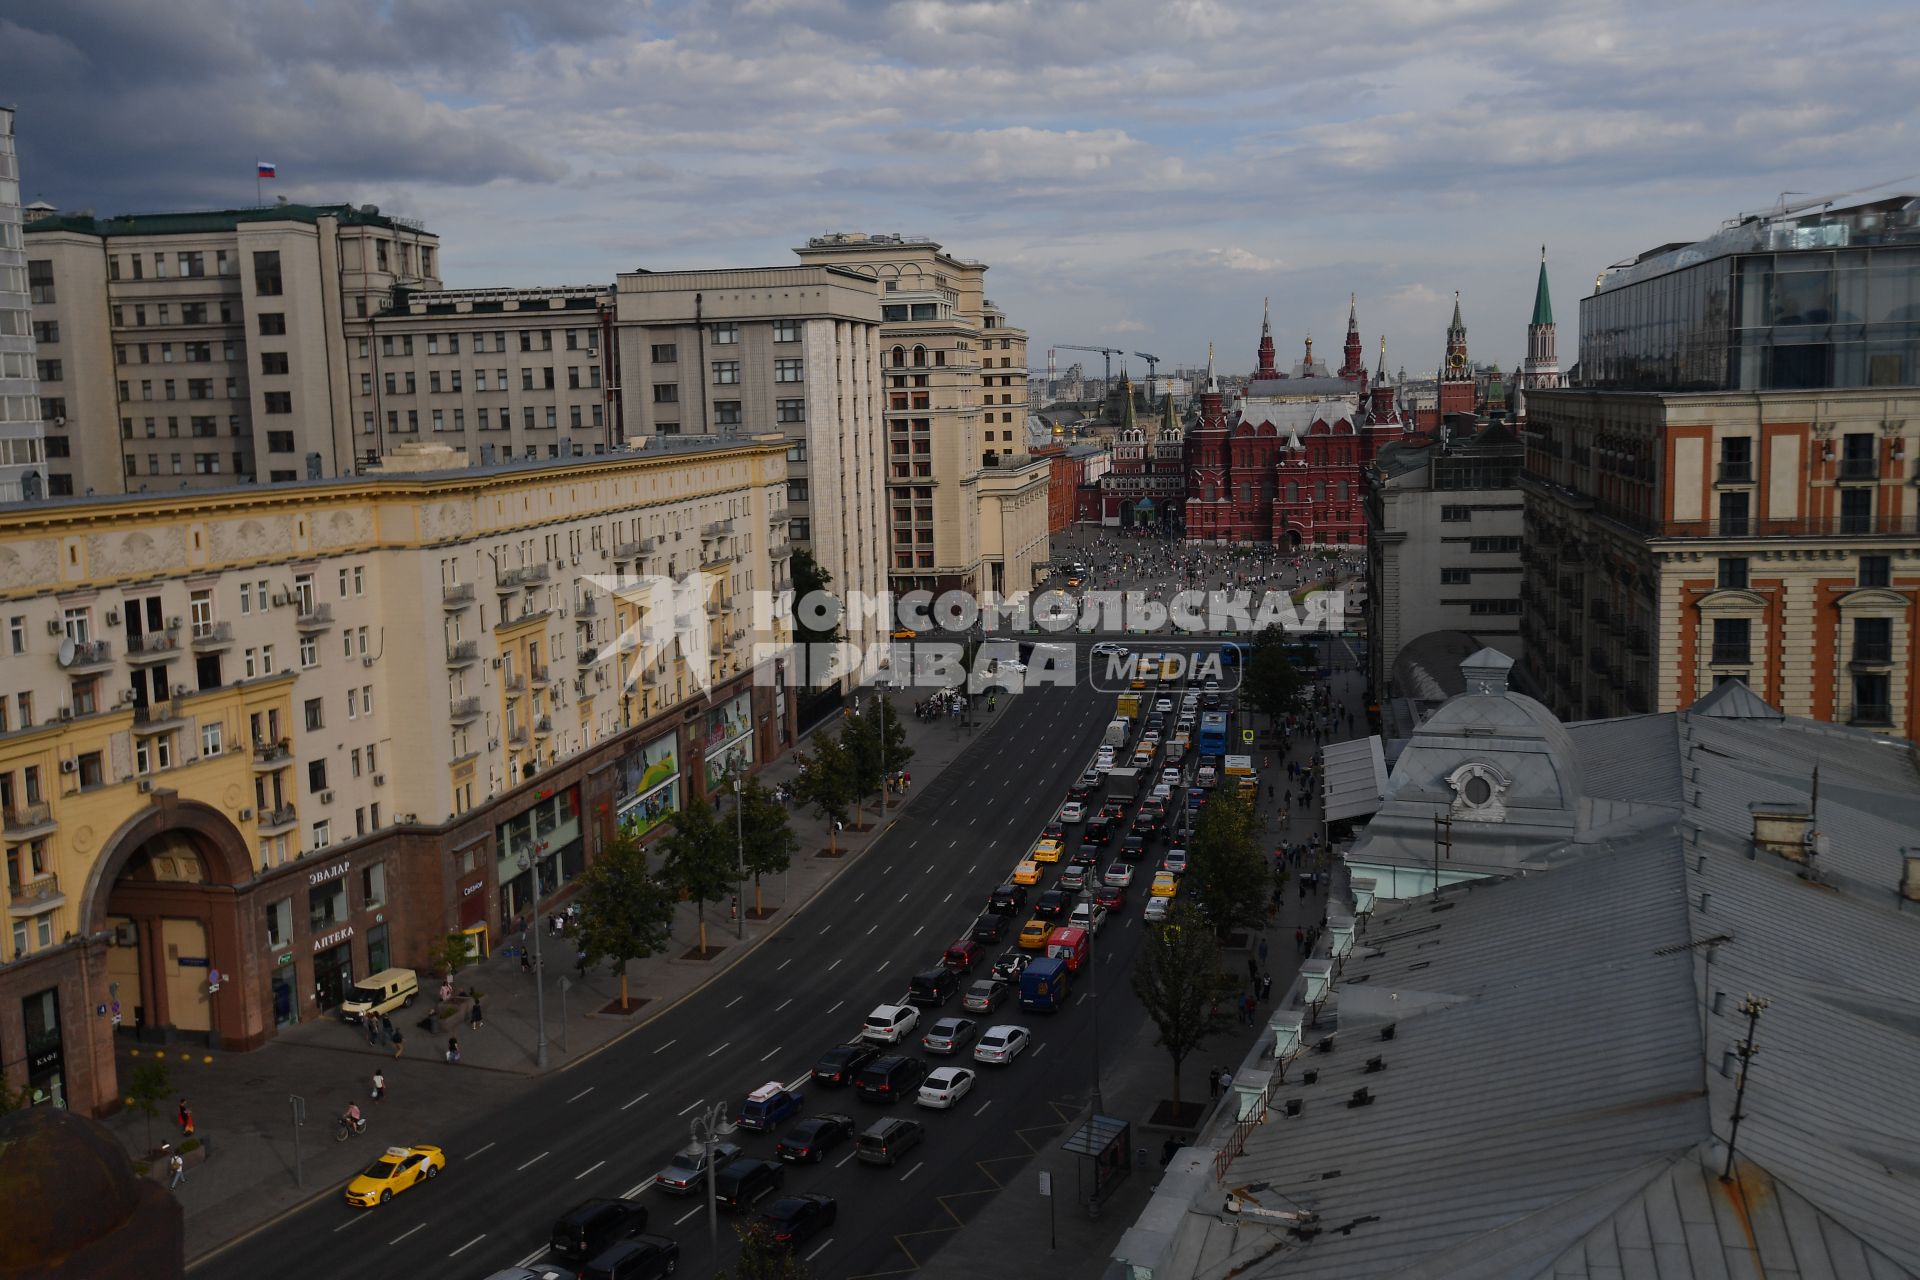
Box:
0 1105 183 1278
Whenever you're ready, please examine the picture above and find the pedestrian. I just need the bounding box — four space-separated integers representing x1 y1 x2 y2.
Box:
1220 1070 1234 1093
381 1014 395 1046
445 1036 460 1064
468 998 484 1029
1259 973 1273 1001
575 948 589 979
1246 955 1258 982
1295 926 1306 956
728 894 738 921
176 1099 194 1137
1258 937 1270 966
365 1016 380 1047
1208 1066 1221 1099
391 1028 405 1060
168 1149 186 1189
371 1069 386 1101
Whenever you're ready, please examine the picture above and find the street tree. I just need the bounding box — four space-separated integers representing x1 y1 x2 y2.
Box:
572 829 678 1008
1185 786 1270 940
792 730 855 853
1131 902 1236 1105
843 696 914 819
126 1060 172 1154
736 776 799 915
657 794 735 954
725 1223 814 1279
790 548 840 689
1242 623 1313 727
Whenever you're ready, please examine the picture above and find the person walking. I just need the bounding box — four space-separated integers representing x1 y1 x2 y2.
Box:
167 1149 186 1189
1208 1066 1221 1100
364 1015 381 1047
371 1069 386 1101
1257 936 1270 966
1295 926 1306 956
445 1036 461 1064
391 1028 405 1060
176 1099 194 1138
1246 955 1258 983
380 1014 396 1047
468 997 484 1030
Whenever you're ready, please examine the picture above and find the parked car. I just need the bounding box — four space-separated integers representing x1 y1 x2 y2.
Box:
907 968 958 1008
854 1118 924 1167
773 1113 855 1164
713 1157 786 1212
987 883 1029 915
576 1236 680 1280
736 1081 805 1132
942 940 983 974
969 914 1008 945
811 1042 879 1087
550 1198 649 1266
753 1193 838 1250
1058 864 1088 891
1104 861 1135 887
991 950 1032 982
861 1004 920 1043
1093 883 1127 912
854 1054 930 1103
652 1140 743 1194
1058 801 1086 824
917 1066 977 1110
921 1016 977 1055
973 1025 1032 1065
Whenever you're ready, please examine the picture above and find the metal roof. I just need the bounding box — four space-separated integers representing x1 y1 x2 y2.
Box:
1319 735 1388 821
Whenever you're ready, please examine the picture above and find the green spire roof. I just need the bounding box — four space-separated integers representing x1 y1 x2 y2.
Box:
1120 378 1138 430
1531 246 1554 327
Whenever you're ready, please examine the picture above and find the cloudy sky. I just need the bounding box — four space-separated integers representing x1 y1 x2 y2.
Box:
6 0 1915 380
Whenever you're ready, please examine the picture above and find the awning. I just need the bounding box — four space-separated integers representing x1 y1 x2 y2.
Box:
1320 735 1388 822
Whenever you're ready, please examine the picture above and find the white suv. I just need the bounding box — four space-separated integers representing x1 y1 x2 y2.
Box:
861 1003 919 1044
1069 902 1108 934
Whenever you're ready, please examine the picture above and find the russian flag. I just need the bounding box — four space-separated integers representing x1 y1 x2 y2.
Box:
256 161 277 179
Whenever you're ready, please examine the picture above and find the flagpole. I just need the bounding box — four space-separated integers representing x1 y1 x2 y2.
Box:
256 172 261 207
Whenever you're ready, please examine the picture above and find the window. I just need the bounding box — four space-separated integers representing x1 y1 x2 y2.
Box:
347 688 358 720
77 751 104 788
1440 568 1471 584
787 480 809 502
786 440 808 464
266 430 294 453
27 260 54 304
773 319 801 343
1717 557 1749 590
1840 488 1872 534
651 343 677 363
1718 437 1752 483
652 384 678 404
776 398 805 424
789 518 810 541
1440 505 1472 522
33 359 60 383
657 422 679 435
7 616 20 654
1854 616 1892 664
712 360 740 385
264 896 293 949
299 635 317 667
1711 617 1751 666
1467 536 1521 553
1718 490 1750 536
361 862 387 907
715 400 742 426
304 698 324 732
775 359 803 383
260 352 288 376
263 392 292 414
1860 555 1892 588
252 251 283 296
258 313 286 336
1840 432 1876 480
1852 672 1892 724
308 760 329 793
711 323 739 344
1466 599 1520 615
307 878 345 930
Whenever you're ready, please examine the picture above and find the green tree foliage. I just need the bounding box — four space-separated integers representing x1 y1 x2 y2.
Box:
792 731 855 853
736 777 799 914
790 548 839 689
425 930 472 981
724 1223 815 1279
126 1060 172 1153
658 794 735 953
1185 786 1270 940
843 696 915 819
573 829 678 1007
1130 902 1236 1103
1242 624 1313 725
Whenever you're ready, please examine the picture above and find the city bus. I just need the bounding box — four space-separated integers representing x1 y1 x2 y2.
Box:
1198 711 1229 756
1219 641 1249 667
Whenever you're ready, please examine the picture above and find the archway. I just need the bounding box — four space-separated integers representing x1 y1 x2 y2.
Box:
1285 527 1303 550
86 797 252 1049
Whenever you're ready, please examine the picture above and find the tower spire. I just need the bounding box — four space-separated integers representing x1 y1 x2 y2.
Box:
1339 291 1366 381
1530 245 1554 327
1522 246 1564 392
1254 299 1278 379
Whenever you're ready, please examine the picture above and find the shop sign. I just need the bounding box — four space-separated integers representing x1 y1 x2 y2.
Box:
312 926 355 952
307 860 352 887
275 951 294 968
178 957 209 968
462 880 486 898
27 1047 59 1072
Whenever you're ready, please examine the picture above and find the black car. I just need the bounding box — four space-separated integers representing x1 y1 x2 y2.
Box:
1066 846 1100 872
969 913 1008 944
756 1193 838 1251
812 1041 881 1087
713 1157 786 1211
1083 818 1113 846
1039 822 1066 843
986 883 1028 916
578 1234 681 1280
551 1198 649 1264
1033 889 1069 921
1068 777 1098 800
1121 834 1148 860
907 967 958 1008
854 1054 929 1103
774 1113 855 1163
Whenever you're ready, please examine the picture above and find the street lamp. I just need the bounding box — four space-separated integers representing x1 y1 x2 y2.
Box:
515 849 549 1069
729 760 745 939
1079 884 1104 1116
691 1098 739 1271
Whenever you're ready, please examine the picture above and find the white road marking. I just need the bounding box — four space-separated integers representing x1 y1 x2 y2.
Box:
821 924 833 935
622 1092 650 1111
675 1205 702 1226
867 925 879 936
567 1086 594 1103
912 925 924 937
777 957 792 971
854 892 865 904
827 1000 844 1014
576 1159 606 1180
517 1151 549 1171
807 1238 835 1262
828 957 843 971
900 1161 924 1182
1031 1042 1046 1058
973 1100 993 1117
967 862 977 874
622 1180 649 1198
726 995 744 1009
898 892 910 903
836 1151 856 1167
786 1072 811 1091
331 1215 367 1233
775 997 793 1011
676 1098 705 1117
949 838 959 848
467 1141 496 1158
449 1234 486 1257
390 1222 427 1245
653 1039 677 1055
708 1041 731 1058
943 892 953 903
761 1045 782 1062
512 1247 547 1267
885 864 893 874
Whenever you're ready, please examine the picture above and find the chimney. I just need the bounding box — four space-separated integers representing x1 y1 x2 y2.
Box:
1750 801 1813 863
1459 647 1514 696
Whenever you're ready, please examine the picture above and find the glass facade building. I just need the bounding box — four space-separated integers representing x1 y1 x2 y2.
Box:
1580 196 1920 391
0 107 49 502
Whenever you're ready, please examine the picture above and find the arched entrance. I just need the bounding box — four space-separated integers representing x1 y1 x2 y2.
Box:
1284 527 1303 550
84 796 252 1049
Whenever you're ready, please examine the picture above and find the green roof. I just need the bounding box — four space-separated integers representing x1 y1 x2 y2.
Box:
27 203 428 239
1531 252 1554 327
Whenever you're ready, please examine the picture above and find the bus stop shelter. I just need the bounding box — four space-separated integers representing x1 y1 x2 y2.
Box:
1064 1113 1132 1216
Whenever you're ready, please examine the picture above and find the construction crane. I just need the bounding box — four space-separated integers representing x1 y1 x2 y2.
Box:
1053 344 1125 389
1134 352 1161 382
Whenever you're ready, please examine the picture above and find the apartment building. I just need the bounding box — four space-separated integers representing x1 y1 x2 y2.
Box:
612 267 886 662
1521 194 1920 731
0 109 49 501
25 201 441 495
0 439 793 1114
1366 419 1526 697
792 233 1049 597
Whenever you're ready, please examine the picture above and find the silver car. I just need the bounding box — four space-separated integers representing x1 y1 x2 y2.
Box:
921 1016 977 1055
653 1140 743 1194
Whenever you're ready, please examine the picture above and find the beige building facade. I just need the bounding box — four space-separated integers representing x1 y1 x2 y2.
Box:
791 234 1048 597
612 266 887 662
0 439 794 1114
0 109 49 502
1521 386 1920 732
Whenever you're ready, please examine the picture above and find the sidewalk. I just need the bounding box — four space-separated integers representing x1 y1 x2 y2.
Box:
112 686 990 1262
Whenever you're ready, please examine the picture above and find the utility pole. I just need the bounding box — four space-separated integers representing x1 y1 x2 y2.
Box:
731 763 745 939
518 849 549 1069
1720 994 1769 1182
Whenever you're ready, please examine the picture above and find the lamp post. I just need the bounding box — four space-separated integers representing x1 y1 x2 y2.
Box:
516 849 549 1069
729 760 745 939
1079 884 1104 1117
692 1099 739 1272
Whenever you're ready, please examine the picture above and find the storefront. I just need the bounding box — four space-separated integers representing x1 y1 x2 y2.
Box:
21 987 65 1108
311 928 354 1011
616 731 682 840
495 786 583 928
365 922 391 975
702 691 756 794
270 954 298 1028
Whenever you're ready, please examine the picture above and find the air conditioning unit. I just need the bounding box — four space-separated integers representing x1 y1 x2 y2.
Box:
105 608 121 625
361 656 375 669
318 789 334 804
237 808 254 822
59 759 77 774
116 689 136 706
172 684 188 698
57 706 73 721
136 778 153 793
271 593 289 607
373 773 386 787
490 657 502 669
486 738 500 752
166 616 183 631
46 619 62 636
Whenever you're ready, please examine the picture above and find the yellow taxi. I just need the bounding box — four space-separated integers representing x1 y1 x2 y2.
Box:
1011 860 1042 886
344 1144 446 1208
891 627 918 641
1149 872 1178 900
1030 838 1065 864
1018 918 1053 949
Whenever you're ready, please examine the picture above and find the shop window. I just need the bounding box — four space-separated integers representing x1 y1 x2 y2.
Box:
265 897 292 950
308 878 346 931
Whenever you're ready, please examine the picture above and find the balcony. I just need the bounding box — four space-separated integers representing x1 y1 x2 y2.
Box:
190 622 234 651
252 738 293 770
3 802 55 839
533 715 553 738
126 631 181 663
705 600 724 618
578 645 599 667
1851 642 1894 667
702 518 736 538
769 541 794 560
574 595 598 618
295 603 334 632
1849 703 1894 726
503 673 526 695
449 696 482 724
613 538 656 559
1837 457 1879 483
1716 461 1754 484
257 805 298 834
1710 646 1751 667
442 582 475 609
507 726 530 749
529 664 551 687
131 701 184 734
60 637 115 672
446 639 479 668
497 563 550 589
7 873 64 917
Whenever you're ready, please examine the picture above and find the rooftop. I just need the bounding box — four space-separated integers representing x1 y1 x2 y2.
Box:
1595 193 1920 296
25 201 433 239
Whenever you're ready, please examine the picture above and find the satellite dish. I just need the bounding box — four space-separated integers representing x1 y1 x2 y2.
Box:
57 636 75 667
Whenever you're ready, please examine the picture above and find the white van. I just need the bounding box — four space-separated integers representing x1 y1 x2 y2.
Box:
341 967 419 1022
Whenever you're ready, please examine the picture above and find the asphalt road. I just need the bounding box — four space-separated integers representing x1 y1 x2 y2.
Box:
194 645 1213 1280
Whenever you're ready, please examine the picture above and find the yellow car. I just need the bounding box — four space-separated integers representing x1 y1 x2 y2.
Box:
344 1144 446 1208
1031 838 1064 864
1011 859 1042 886
1018 918 1052 949
1150 872 1178 899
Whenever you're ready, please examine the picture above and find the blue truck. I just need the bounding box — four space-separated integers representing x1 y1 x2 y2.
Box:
1019 956 1071 1013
